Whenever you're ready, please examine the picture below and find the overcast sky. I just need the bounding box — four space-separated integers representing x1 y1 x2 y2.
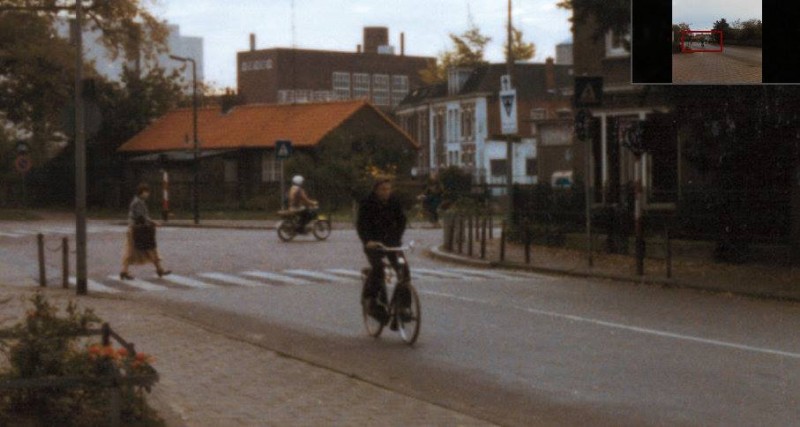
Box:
152 0 573 89
672 0 761 30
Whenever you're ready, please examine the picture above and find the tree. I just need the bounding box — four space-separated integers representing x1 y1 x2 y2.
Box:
505 27 536 62
713 18 730 44
420 21 492 84
557 0 630 47
0 0 170 168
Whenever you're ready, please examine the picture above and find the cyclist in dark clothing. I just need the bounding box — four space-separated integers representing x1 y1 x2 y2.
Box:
357 178 410 320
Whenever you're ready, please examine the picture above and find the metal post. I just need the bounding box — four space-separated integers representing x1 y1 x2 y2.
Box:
37 233 46 287
192 59 199 225
280 159 285 209
666 223 672 278
505 0 515 225
468 215 474 256
161 169 169 222
75 0 87 296
635 155 645 276
62 237 69 289
500 220 506 262
524 219 531 264
585 132 594 268
457 216 464 254
489 214 494 240
480 216 487 259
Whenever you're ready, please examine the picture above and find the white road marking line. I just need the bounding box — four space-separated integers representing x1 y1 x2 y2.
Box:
420 290 800 360
0 231 23 238
69 277 121 294
9 230 40 235
444 268 520 280
106 275 168 292
159 274 217 289
284 269 349 282
413 268 468 279
243 271 313 286
325 269 363 279
200 272 270 288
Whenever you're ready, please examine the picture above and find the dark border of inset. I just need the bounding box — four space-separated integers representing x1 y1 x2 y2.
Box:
680 30 723 53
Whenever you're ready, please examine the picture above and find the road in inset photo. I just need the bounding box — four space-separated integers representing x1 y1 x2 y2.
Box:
672 43 762 84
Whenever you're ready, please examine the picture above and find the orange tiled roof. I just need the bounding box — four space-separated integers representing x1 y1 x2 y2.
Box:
118 100 417 152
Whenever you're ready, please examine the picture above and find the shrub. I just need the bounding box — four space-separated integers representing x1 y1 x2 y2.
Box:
0 293 162 426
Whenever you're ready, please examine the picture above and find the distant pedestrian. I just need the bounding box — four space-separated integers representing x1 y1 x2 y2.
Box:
120 183 171 280
421 172 444 225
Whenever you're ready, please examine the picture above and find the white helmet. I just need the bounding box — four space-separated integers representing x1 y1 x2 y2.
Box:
292 175 304 186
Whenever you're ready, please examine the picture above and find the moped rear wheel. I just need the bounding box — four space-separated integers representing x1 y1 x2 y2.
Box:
277 220 296 242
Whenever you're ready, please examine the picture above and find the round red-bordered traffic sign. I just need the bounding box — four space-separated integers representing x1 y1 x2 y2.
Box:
15 155 32 174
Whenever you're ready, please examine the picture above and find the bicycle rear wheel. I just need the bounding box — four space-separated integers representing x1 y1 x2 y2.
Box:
397 284 421 345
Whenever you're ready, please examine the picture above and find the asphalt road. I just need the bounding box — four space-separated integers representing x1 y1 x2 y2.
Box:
1 221 799 426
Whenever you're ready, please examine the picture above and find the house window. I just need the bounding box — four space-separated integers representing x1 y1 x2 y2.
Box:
353 73 370 99
447 108 460 143
605 30 630 58
490 159 507 177
262 154 281 183
332 72 351 100
461 103 475 141
391 75 409 106
224 159 238 183
526 158 538 176
372 74 390 106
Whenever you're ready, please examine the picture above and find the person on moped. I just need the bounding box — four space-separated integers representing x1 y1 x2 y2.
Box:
288 175 318 233
357 177 410 322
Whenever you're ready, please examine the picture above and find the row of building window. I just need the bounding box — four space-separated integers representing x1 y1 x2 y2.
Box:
332 72 409 106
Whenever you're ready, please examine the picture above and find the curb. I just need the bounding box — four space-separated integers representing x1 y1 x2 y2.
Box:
427 245 800 304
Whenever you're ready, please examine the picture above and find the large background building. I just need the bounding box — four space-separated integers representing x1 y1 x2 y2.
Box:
55 20 203 88
237 27 434 109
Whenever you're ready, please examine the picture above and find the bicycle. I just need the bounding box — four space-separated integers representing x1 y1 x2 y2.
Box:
360 242 421 345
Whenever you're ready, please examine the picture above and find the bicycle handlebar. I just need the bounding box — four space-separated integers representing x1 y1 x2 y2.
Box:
369 240 416 253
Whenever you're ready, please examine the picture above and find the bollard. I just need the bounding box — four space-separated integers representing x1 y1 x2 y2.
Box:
500 221 506 262
524 219 531 265
666 224 672 279
37 233 46 287
62 237 69 289
467 215 474 257
480 216 487 259
457 216 465 254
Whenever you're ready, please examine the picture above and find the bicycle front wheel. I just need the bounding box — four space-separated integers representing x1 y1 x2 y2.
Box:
312 220 331 240
362 298 385 338
397 284 421 345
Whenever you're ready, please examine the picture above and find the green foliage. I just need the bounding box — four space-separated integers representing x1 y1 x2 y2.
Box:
420 21 492 84
558 0 630 48
505 27 536 62
0 293 162 426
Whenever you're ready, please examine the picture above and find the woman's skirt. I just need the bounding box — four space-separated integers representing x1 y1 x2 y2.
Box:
122 227 161 266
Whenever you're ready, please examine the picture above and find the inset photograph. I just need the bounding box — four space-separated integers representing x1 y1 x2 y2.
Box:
672 0 762 84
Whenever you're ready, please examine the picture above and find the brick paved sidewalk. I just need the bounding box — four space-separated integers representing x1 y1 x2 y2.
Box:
0 287 491 427
672 51 761 84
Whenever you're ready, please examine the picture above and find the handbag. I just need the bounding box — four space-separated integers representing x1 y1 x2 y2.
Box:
132 222 156 251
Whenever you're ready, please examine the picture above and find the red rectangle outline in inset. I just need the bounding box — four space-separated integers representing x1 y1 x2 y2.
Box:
680 30 723 53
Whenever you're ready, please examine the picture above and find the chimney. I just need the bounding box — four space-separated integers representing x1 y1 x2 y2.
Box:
363 27 389 54
400 32 405 56
545 57 556 92
250 33 256 51
357 44 362 53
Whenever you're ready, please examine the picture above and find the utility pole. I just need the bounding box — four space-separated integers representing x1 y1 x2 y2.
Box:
169 55 199 224
75 0 88 295
505 0 514 222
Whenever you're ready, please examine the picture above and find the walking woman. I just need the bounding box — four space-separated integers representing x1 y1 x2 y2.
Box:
120 183 171 280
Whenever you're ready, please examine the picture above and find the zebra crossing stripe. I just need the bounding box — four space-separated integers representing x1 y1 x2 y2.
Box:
414 268 469 279
325 269 362 279
159 274 217 289
106 275 168 291
243 271 313 286
200 272 269 288
69 277 121 294
444 268 517 280
283 269 349 282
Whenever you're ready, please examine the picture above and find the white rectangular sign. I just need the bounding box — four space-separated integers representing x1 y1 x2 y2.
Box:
500 88 518 135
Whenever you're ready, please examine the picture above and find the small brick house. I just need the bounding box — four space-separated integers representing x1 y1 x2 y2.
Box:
117 100 417 210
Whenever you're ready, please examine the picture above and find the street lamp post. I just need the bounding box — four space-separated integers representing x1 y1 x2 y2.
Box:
169 55 199 225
